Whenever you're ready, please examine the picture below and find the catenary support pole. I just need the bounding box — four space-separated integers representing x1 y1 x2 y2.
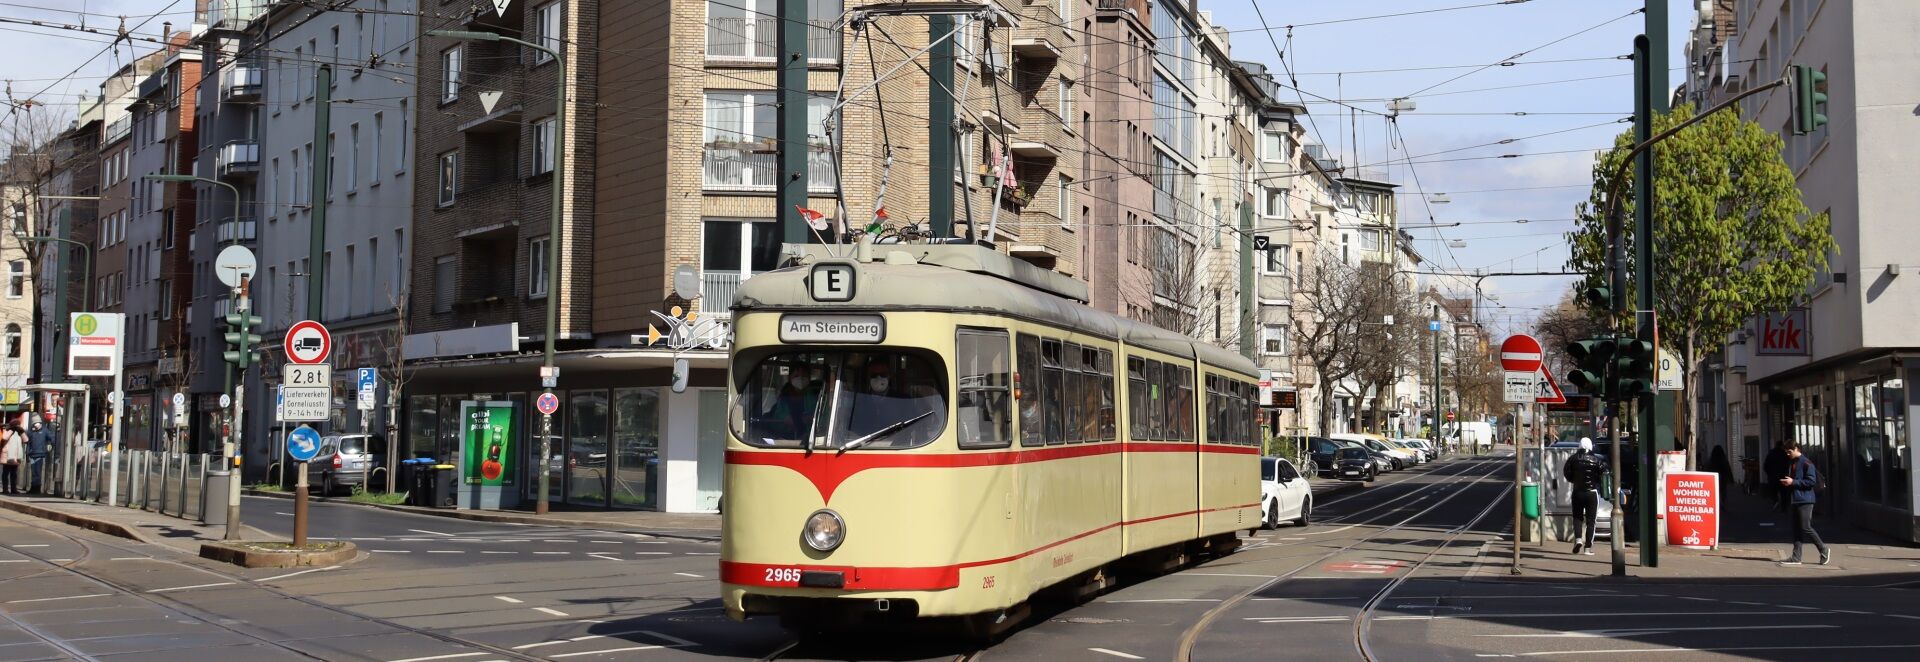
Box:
1631 30 1659 569
779 0 813 243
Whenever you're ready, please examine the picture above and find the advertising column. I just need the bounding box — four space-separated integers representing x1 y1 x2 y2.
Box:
459 400 518 510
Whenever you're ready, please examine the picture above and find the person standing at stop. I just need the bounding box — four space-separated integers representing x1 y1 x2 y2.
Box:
1562 437 1607 556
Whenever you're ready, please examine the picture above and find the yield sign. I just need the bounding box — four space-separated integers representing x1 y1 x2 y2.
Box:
1534 368 1566 405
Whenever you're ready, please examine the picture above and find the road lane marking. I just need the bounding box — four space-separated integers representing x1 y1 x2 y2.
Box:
533 607 570 617
146 582 236 593
641 631 698 647
11 544 48 548
1185 573 1277 578
685 552 718 556
6 594 111 604
0 559 29 563
1251 597 1363 602
410 529 455 537
259 566 340 582
1833 609 1874 615
1477 643 1920 657
1103 598 1221 603
534 551 569 555
543 540 572 543
1729 601 1766 606
1087 648 1144 659
634 551 670 555
550 646 665 658
1476 624 1833 638
674 572 703 578
1890 615 1920 620
481 551 518 555
494 596 524 604
110 557 152 561
1376 610 1821 621
427 550 465 554
1677 597 1716 602
371 550 411 553
1779 604 1819 610
588 554 622 561
589 540 623 544
351 537 387 541
1246 616 1350 623
275 512 294 516
387 654 489 662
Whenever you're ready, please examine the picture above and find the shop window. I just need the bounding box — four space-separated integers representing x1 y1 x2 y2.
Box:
955 329 1012 449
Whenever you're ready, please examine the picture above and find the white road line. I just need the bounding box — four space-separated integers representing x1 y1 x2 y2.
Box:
534 551 569 555
1087 647 1144 659
685 552 718 556
494 596 524 604
258 566 340 582
1779 604 1820 610
386 653 489 662
398 538 431 542
1833 609 1875 615
146 582 236 593
1677 597 1716 602
1103 598 1221 603
549 646 665 658
641 631 698 647
6 593 111 604
1251 597 1363 602
371 550 411 554
427 550 466 554
11 544 48 548
351 537 387 541
0 559 29 563
1729 601 1766 606
1184 573 1277 578
588 554 622 561
496 539 529 543
481 551 518 555
410 529 455 537
674 572 703 578
1246 616 1350 623
588 540 623 544
1375 610 1820 622
634 551 670 555
110 557 151 561
532 607 570 617
275 512 293 516
1476 625 1833 638
1481 643 1920 657
1890 615 1920 621
543 539 572 543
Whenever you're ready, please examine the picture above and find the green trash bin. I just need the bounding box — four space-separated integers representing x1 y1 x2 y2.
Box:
1521 482 1541 519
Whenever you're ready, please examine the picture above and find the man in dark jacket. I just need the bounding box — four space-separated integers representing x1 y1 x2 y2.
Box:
1779 440 1829 565
1562 437 1607 555
24 421 52 494
1763 440 1791 512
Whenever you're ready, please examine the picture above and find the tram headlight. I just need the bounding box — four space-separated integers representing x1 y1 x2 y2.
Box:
802 509 846 552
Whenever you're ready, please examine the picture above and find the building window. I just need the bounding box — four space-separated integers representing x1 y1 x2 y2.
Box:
3 324 17 359
1262 324 1288 356
528 236 549 298
438 151 458 206
532 2 562 64
703 92 836 191
440 45 462 102
397 100 409 173
159 281 173 320
1263 244 1287 275
1059 76 1073 123
1262 131 1288 162
705 0 841 62
370 112 383 185
532 116 555 175
433 255 455 313
5 261 23 298
1058 175 1074 226
346 123 360 192
1262 186 1287 218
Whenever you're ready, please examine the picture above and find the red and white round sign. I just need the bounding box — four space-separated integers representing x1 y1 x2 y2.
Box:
1500 335 1543 373
285 320 333 365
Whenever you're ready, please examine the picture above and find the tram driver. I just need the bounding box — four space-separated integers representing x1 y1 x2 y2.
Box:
840 356 942 446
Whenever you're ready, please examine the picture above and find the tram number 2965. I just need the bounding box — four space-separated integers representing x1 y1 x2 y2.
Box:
765 568 803 584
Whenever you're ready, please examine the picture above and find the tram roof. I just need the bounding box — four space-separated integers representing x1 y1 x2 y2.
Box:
734 245 1259 379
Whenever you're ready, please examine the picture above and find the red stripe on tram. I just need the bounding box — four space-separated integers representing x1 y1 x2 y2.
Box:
727 442 1256 502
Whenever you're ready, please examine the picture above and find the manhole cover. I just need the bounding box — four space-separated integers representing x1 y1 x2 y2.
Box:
1055 617 1130 625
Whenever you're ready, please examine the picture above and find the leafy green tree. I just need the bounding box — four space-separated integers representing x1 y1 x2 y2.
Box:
1566 103 1835 469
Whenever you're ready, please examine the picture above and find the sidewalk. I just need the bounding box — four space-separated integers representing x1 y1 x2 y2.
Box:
0 493 276 556
241 487 723 540
1471 482 1920 587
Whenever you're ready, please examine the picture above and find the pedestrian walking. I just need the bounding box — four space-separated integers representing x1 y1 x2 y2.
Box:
25 421 52 494
1562 437 1607 555
0 424 23 495
1764 439 1791 512
1779 440 1830 565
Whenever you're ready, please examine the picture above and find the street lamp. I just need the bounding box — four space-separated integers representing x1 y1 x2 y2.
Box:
427 28 566 516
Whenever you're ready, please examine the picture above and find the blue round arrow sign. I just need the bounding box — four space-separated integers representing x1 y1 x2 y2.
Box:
287 425 323 463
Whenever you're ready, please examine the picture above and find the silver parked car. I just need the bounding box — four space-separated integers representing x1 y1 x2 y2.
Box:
307 434 385 495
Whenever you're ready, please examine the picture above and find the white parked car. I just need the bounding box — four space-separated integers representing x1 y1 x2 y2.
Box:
1260 456 1312 529
1333 433 1416 471
1396 438 1435 463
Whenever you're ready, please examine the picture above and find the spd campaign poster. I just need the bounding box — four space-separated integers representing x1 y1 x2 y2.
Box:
1663 471 1720 549
462 401 517 487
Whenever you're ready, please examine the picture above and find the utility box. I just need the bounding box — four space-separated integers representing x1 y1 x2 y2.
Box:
202 470 231 526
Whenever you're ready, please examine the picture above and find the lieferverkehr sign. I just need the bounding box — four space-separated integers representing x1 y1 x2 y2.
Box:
1756 309 1809 356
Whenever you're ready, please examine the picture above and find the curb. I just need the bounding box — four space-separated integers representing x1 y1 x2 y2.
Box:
200 540 359 568
0 497 151 544
241 488 722 542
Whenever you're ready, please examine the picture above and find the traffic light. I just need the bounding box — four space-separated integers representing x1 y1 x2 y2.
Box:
1792 64 1828 135
223 299 264 369
1580 284 1613 312
1614 338 1656 398
1565 337 1616 398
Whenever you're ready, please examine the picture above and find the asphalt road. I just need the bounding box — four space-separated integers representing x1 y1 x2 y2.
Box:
6 453 1920 661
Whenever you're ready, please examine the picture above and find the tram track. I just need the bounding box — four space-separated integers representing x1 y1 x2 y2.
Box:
1351 479 1513 661
757 637 985 662
1172 454 1513 661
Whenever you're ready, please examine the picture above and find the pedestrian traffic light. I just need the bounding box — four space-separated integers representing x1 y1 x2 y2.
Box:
1792 64 1828 135
1565 337 1616 399
1614 338 1655 398
223 301 264 369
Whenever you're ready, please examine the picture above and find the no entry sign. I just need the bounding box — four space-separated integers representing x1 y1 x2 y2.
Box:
1664 471 1720 550
1500 335 1543 373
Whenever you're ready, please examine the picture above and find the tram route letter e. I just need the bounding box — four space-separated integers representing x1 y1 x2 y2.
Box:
810 263 857 302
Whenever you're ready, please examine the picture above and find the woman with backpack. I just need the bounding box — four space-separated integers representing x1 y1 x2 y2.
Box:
1778 440 1830 565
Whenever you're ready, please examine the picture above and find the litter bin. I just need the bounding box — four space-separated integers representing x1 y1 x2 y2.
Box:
428 464 458 508
409 459 436 507
1521 481 1541 519
203 470 232 526
398 458 432 505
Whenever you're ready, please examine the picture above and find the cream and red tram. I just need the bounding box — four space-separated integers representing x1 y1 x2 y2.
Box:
721 245 1263 628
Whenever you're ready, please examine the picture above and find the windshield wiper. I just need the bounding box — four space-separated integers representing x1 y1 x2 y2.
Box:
837 410 935 454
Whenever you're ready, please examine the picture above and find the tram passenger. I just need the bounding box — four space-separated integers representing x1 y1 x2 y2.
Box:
769 366 822 442
840 357 942 447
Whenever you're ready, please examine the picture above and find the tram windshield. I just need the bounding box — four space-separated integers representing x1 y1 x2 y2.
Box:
735 351 947 450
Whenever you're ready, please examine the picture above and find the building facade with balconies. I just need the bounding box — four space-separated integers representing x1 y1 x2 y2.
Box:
124 37 201 451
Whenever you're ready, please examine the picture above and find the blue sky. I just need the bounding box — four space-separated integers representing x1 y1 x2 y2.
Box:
0 0 1690 336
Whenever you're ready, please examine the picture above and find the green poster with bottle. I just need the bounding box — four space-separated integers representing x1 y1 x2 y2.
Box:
463 402 516 486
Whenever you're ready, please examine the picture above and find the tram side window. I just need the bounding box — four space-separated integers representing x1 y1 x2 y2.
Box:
1042 339 1066 444
1127 357 1148 439
1174 366 1195 441
1204 375 1222 443
1077 345 1101 442
1097 349 1116 439
1235 381 1254 446
1017 334 1043 447
1145 360 1166 440
1062 343 1084 443
956 329 1013 449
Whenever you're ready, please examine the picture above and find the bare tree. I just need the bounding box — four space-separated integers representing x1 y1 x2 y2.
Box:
379 289 413 492
1292 250 1389 436
1348 274 1425 433
1532 287 1609 386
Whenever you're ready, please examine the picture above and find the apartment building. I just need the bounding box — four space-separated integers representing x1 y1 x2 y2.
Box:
33 104 103 391
1684 0 1920 542
125 38 201 452
0 161 37 410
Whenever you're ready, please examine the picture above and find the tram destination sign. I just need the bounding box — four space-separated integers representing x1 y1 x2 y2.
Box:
779 314 886 344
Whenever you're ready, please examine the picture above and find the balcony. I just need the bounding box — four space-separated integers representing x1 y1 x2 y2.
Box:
215 141 260 178
206 0 267 30
104 116 131 145
705 16 840 63
217 217 257 244
1010 111 1068 160
1013 4 1067 59
700 272 743 318
703 142 836 193
221 66 263 102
